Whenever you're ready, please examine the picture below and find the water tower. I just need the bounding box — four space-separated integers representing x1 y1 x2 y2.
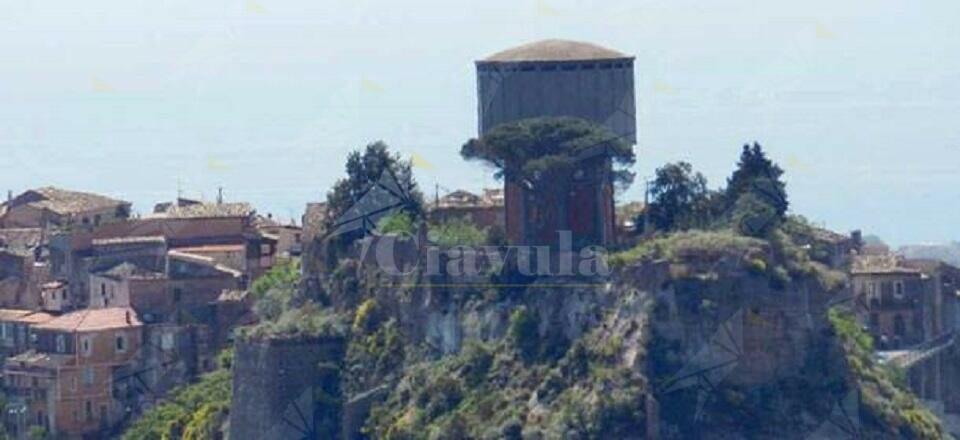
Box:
475 39 636 247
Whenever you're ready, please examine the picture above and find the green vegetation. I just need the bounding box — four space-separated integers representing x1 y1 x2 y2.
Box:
462 116 636 192
353 298 382 334
828 308 945 439
26 427 47 440
378 211 417 236
250 258 301 322
366 331 646 439
609 229 767 268
326 141 425 245
123 350 234 440
428 217 489 247
241 302 347 340
508 307 540 362
611 211 846 292
344 318 406 395
646 161 713 231
725 142 788 219
245 258 347 340
640 142 788 239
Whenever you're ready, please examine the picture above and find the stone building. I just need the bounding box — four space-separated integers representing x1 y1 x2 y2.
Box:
3 307 142 438
87 252 242 325
255 215 304 258
850 254 958 349
428 189 505 232
0 309 53 359
0 187 130 230
48 212 275 304
39 280 70 313
475 40 636 248
0 228 47 309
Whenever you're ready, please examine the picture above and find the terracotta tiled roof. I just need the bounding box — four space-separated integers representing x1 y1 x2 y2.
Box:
0 309 34 321
0 309 55 324
438 190 482 208
27 187 128 215
481 39 630 63
154 202 254 219
17 311 54 324
34 307 142 332
435 189 504 209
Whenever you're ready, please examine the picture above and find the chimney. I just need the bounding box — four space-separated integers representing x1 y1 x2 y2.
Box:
6 190 11 203
217 186 224 205
125 310 132 324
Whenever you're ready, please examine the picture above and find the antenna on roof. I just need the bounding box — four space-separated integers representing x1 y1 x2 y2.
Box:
176 177 183 200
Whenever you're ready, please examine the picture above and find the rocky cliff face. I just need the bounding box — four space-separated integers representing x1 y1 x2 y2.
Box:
230 232 946 439
311 237 853 438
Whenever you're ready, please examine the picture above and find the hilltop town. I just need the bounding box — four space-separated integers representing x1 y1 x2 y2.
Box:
1 39 958 440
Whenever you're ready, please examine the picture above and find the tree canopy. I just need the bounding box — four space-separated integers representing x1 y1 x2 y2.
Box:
647 161 711 231
638 143 789 237
725 142 788 218
461 117 635 191
324 141 424 244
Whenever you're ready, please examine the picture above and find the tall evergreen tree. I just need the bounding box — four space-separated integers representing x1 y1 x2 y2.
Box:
725 142 788 218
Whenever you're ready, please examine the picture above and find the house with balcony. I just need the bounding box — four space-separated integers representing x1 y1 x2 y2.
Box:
3 307 142 438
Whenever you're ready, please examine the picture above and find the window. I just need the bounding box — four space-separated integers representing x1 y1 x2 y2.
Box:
161 333 174 351
101 283 106 296
115 333 127 353
81 336 92 357
83 367 94 386
895 281 904 297
85 401 92 421
94 214 101 226
71 376 77 391
55 334 66 353
173 288 182 302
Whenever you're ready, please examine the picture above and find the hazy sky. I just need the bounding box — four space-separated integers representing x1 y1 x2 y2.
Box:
1 0 958 246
